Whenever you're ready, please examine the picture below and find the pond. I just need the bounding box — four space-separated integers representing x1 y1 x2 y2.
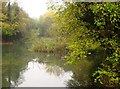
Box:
2 43 93 88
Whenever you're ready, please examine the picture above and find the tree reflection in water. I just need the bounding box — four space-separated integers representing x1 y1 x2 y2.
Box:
2 44 94 87
16 60 73 87
67 60 93 87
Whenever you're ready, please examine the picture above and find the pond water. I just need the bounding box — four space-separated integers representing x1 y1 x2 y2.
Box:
17 61 72 87
2 43 93 88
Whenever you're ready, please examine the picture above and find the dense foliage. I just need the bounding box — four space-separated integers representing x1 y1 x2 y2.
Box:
0 1 36 42
50 1 120 87
1 0 120 87
30 12 67 54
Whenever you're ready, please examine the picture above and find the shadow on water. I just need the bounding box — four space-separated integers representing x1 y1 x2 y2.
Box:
2 43 95 88
67 60 93 87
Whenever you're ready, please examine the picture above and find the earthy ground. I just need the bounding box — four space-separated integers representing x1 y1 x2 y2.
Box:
0 42 14 45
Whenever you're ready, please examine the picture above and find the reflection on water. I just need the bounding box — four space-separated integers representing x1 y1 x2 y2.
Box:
2 43 93 87
67 60 93 87
2 44 73 87
17 60 72 87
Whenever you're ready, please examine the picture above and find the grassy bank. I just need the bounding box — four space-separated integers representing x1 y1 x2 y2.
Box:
31 38 67 54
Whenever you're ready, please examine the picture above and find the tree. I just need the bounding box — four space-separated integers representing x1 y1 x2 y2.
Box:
49 1 120 87
38 11 55 37
1 1 31 42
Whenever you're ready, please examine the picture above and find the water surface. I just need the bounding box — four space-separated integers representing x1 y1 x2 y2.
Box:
2 43 93 87
17 60 72 87
2 44 73 87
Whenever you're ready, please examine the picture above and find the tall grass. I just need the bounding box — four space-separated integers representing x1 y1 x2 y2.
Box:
31 38 67 54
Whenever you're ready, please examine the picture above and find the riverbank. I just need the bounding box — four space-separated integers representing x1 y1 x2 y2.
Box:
0 42 14 45
31 38 67 54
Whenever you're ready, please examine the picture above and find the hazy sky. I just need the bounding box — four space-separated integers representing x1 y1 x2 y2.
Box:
11 0 48 18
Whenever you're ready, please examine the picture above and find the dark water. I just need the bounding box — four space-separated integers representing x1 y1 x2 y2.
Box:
2 43 93 87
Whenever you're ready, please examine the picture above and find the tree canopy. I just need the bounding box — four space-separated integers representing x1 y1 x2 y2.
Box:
49 1 120 87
